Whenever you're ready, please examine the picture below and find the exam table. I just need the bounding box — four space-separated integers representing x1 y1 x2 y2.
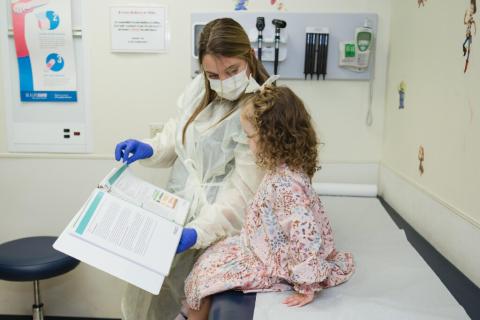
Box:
208 196 476 320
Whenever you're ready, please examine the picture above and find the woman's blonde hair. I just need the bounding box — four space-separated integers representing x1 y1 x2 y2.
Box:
182 18 270 143
241 86 319 178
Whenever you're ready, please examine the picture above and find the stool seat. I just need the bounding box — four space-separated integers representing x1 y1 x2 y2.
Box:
0 236 79 282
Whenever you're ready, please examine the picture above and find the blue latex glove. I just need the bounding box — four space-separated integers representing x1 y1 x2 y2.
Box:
115 139 153 165
176 228 197 254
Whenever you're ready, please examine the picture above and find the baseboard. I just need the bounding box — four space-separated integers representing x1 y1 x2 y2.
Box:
314 162 379 184
379 164 480 288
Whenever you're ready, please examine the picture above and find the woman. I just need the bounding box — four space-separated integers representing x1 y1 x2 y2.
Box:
115 18 271 320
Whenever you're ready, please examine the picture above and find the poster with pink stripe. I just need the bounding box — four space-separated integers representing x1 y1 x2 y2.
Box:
11 0 77 102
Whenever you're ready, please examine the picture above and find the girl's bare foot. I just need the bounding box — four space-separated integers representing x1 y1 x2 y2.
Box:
282 292 314 307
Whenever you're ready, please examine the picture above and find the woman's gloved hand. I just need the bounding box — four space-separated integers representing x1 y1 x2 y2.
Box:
176 228 197 253
115 139 153 165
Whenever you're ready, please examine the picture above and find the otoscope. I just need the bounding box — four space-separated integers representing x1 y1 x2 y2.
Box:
256 17 265 61
272 19 287 75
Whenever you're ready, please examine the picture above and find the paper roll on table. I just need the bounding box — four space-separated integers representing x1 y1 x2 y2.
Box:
313 183 378 197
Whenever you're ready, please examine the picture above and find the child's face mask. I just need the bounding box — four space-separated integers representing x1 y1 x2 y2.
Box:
208 68 250 101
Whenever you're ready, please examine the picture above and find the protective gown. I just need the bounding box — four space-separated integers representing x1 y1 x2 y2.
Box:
121 73 264 320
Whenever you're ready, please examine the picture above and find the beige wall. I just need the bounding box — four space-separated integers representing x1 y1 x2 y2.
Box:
0 0 391 161
0 0 391 317
381 1 480 285
383 0 480 232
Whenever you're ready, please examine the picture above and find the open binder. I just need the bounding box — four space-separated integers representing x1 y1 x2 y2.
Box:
54 165 190 294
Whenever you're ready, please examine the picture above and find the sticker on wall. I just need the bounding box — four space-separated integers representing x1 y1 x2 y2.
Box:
463 0 476 73
418 0 428 7
234 0 249 11
418 145 425 176
270 0 286 11
398 81 407 109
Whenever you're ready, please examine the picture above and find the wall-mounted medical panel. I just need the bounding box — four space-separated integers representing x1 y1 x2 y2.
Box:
191 12 378 81
0 0 92 153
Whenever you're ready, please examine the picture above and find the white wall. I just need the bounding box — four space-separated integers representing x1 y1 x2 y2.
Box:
380 0 480 287
0 0 391 317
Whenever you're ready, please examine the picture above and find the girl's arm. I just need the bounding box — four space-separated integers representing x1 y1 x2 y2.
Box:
279 178 326 296
287 205 325 295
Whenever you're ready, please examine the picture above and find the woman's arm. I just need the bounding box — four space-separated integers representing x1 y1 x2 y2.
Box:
139 118 178 168
186 142 264 249
139 74 205 168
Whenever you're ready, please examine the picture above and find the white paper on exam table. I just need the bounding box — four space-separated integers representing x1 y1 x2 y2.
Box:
253 196 470 320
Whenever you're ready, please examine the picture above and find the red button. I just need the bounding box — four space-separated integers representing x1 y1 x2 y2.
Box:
74 132 80 136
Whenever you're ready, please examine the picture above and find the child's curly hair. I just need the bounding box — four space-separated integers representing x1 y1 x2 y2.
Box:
241 86 319 178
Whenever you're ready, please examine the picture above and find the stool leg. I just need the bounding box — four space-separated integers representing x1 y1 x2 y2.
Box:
32 280 44 320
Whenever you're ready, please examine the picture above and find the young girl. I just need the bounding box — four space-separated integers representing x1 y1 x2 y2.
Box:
184 86 355 319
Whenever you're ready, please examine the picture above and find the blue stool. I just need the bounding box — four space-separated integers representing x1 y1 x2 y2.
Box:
0 236 80 320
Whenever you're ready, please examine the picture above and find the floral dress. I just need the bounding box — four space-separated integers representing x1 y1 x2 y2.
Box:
184 165 355 310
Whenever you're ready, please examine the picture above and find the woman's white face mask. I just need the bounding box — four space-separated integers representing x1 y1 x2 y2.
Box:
208 68 250 101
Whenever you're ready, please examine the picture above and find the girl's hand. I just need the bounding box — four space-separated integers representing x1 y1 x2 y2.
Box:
282 292 314 307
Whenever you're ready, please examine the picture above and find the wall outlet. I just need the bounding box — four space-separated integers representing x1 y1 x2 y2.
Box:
149 122 164 138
